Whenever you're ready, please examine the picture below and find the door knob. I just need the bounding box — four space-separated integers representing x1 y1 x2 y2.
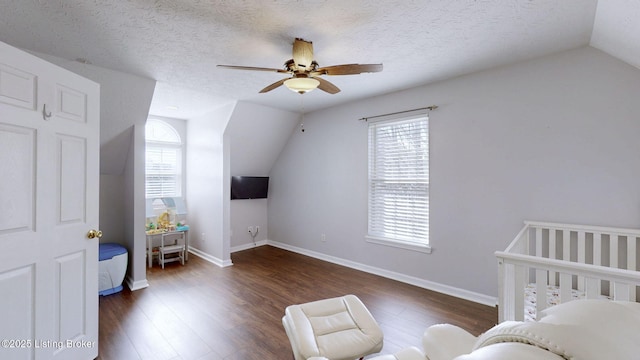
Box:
87 229 103 239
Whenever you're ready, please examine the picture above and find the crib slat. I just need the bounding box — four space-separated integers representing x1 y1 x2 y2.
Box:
559 272 572 303
593 232 602 266
549 230 557 286
535 227 543 257
627 237 636 302
514 265 525 322
610 234 619 296
577 231 585 291
497 259 509 323
577 231 585 264
563 230 570 261
585 277 599 299
629 237 637 271
610 234 619 268
536 269 547 320
534 228 545 319
593 232 603 296
614 282 631 301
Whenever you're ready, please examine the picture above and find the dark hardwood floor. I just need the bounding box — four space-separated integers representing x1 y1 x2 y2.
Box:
98 246 497 359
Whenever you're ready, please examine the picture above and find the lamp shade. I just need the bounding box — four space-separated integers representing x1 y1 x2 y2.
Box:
173 197 187 215
162 197 187 215
145 198 155 218
284 77 320 94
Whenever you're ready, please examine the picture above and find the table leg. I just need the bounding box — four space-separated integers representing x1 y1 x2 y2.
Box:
147 235 152 268
184 230 189 262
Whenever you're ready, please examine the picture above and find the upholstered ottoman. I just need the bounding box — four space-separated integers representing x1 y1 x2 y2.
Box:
282 294 384 360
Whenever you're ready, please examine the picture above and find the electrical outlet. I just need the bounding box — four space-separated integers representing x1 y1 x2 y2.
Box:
201 232 205 241
248 226 254 233
321 233 326 242
255 226 260 233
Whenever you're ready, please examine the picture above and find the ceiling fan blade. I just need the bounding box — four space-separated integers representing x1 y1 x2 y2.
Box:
259 78 287 93
315 77 340 94
292 38 314 71
217 65 290 73
315 63 383 76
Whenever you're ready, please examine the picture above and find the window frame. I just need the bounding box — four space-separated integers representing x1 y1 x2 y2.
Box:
365 112 431 254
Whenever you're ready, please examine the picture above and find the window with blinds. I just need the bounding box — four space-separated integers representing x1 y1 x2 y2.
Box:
145 119 182 198
367 114 430 252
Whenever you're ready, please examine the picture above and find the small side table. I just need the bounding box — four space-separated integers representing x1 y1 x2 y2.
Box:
146 229 189 268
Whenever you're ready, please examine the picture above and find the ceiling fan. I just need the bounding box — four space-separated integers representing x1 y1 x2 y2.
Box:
217 38 383 94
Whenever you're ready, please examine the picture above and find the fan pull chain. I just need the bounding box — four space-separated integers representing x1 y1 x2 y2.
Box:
300 95 305 133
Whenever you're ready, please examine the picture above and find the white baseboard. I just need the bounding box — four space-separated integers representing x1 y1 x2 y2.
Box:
231 240 268 253
189 247 233 267
266 240 497 307
126 276 149 291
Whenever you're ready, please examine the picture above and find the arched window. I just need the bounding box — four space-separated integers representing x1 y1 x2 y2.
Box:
145 119 182 198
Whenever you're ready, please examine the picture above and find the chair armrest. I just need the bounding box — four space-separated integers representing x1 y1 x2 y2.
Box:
422 324 477 360
453 343 564 360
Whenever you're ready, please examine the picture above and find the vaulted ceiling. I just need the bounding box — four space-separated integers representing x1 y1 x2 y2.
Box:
1 1 639 119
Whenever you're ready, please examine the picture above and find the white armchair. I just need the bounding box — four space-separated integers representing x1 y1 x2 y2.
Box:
282 295 383 360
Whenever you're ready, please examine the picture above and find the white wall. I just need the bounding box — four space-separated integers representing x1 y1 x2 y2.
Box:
226 102 300 250
231 199 268 248
123 123 148 289
186 103 235 265
268 46 640 300
99 174 124 244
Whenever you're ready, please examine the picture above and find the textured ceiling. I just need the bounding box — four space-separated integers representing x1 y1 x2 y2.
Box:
0 1 638 119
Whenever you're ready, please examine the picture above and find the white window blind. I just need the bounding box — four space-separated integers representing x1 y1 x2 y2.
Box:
368 115 429 248
145 119 182 198
145 145 181 198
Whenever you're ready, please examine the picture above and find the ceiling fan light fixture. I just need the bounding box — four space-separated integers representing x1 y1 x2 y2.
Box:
218 38 381 95
284 77 320 94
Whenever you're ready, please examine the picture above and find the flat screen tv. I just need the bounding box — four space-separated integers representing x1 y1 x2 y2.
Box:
231 176 269 200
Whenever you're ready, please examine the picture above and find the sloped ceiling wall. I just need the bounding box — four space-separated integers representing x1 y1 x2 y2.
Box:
226 101 300 176
590 0 640 69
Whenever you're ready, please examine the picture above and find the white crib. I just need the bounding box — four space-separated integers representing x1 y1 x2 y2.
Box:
495 221 640 322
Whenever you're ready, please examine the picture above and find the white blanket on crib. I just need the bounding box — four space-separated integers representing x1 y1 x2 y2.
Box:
473 300 640 359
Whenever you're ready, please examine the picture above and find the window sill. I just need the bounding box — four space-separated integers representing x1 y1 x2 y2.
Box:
365 236 432 254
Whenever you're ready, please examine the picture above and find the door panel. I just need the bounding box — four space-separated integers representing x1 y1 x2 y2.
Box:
54 251 86 342
0 124 35 235
55 84 87 123
0 63 36 110
57 134 87 224
0 265 35 360
0 41 99 360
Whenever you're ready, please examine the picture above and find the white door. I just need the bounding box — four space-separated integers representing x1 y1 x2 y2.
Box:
0 41 99 360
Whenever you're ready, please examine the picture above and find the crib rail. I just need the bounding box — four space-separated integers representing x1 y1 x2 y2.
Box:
496 221 640 322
